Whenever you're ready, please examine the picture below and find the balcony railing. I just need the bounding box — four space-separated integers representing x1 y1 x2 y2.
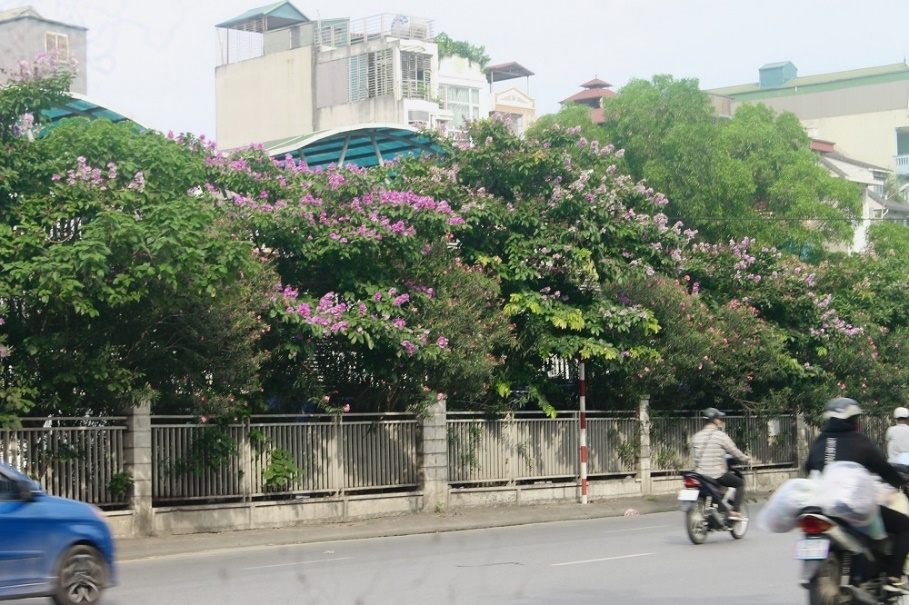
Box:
896 154 909 176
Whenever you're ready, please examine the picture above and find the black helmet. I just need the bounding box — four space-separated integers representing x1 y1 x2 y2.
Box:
823 397 863 420
703 408 726 422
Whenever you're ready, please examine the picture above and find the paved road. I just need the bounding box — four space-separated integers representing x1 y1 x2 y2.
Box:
34 506 807 605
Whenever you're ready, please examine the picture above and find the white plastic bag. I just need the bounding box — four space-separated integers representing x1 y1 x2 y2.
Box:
758 478 821 533
818 461 883 535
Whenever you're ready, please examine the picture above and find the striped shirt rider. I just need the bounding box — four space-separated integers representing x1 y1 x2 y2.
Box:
692 423 748 479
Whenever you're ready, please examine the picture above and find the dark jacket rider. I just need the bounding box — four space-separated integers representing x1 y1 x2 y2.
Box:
805 397 909 594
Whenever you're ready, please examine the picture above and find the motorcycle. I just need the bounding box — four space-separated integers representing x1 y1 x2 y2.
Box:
795 506 907 605
677 461 750 544
795 466 909 605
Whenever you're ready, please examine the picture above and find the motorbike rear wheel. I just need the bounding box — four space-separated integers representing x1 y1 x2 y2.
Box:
729 502 749 540
807 551 843 605
685 500 709 545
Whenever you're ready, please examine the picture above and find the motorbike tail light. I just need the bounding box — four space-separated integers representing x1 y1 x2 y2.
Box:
683 476 701 488
797 515 833 536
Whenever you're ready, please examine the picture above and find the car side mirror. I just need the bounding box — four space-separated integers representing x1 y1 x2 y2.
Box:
17 480 33 502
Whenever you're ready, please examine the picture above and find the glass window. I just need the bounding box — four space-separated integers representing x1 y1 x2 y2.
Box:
46 32 69 60
442 85 480 128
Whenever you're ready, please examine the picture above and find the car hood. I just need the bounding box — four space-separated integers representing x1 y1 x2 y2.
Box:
33 492 105 522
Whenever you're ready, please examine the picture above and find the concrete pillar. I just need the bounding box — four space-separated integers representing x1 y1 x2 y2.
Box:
332 415 344 497
420 397 449 513
238 419 252 503
123 400 154 536
638 396 652 496
795 412 809 474
505 412 517 486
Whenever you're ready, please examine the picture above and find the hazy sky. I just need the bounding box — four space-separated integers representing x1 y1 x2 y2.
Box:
4 0 909 142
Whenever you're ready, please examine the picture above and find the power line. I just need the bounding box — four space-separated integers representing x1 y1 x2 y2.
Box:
666 216 900 223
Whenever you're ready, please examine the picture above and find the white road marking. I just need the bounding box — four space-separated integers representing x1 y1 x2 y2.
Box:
243 557 352 570
551 552 654 567
600 524 670 533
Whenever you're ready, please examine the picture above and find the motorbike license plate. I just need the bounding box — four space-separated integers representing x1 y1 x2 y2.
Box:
794 538 830 560
677 489 699 502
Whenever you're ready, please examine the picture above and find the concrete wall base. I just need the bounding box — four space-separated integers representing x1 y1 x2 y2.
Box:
107 470 798 539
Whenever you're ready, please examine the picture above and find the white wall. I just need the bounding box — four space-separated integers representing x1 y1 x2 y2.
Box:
315 95 403 130
800 109 909 171
215 47 315 151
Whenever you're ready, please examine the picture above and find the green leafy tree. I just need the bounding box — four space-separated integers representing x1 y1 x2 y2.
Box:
596 75 861 249
434 33 490 68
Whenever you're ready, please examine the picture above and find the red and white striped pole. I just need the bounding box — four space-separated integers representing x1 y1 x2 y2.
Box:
579 360 588 504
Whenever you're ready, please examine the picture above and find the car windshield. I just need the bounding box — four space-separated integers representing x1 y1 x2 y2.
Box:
0 460 32 484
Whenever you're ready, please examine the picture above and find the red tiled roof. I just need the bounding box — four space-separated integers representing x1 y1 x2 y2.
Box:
560 87 617 105
581 77 612 89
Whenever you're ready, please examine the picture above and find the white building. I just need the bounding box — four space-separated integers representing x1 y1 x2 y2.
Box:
214 2 535 159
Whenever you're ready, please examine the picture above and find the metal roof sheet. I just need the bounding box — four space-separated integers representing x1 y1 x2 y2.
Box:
485 62 534 83
708 62 909 99
216 1 309 30
39 93 146 129
265 124 442 169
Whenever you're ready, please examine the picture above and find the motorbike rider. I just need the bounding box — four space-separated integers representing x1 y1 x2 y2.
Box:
805 397 909 594
691 408 751 521
887 406 909 465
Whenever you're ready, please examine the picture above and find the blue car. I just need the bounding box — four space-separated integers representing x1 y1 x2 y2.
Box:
0 461 116 604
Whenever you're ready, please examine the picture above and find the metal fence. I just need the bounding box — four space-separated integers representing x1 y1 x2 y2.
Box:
648 414 798 473
151 414 419 504
447 412 641 485
7 410 889 507
0 418 126 507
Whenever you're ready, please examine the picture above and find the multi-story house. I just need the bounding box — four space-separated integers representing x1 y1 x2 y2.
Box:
0 5 141 130
811 139 909 252
486 61 535 137
0 5 87 94
215 1 535 161
707 61 909 181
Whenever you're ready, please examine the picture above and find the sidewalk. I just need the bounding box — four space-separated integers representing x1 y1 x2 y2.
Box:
117 492 729 561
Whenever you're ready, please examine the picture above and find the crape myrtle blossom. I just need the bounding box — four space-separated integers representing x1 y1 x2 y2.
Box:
272 285 447 357
51 157 145 193
687 237 862 339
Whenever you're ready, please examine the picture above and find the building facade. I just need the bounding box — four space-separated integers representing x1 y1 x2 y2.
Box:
0 6 87 94
215 2 534 152
708 62 909 178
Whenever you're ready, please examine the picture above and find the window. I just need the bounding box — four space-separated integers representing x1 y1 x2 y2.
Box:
0 476 19 500
348 50 393 102
401 52 432 100
46 32 69 60
441 85 481 128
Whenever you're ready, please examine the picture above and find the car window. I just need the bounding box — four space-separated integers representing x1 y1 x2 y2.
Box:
0 475 20 501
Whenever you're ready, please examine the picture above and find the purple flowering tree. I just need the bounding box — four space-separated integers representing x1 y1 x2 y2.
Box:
0 67 273 420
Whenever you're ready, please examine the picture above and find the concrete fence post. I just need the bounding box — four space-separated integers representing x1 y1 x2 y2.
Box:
123 399 154 537
639 396 652 496
505 412 517 486
331 415 343 497
420 397 449 513
238 418 252 503
795 412 809 472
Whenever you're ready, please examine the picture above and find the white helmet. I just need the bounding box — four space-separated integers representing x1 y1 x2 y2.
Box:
895 407 909 420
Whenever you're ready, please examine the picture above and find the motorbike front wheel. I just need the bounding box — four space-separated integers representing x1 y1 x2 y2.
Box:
685 500 709 545
807 551 843 605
